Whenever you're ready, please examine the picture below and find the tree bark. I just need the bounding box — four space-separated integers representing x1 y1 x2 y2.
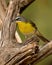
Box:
0 0 7 21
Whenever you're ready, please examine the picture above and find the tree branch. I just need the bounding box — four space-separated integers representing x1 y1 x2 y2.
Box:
3 41 52 65
20 41 52 65
0 0 7 21
30 41 52 65
19 0 36 14
0 42 38 65
1 0 19 46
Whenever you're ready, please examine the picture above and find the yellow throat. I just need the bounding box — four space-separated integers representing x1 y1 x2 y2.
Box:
16 21 35 34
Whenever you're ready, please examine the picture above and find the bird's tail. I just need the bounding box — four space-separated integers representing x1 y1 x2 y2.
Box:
36 30 50 43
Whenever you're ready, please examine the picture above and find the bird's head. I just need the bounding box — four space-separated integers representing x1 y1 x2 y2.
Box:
12 16 28 24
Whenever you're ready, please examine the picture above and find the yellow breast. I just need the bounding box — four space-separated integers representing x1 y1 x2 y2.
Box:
17 21 35 34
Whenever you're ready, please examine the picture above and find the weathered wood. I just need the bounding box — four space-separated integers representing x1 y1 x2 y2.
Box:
2 0 19 47
0 42 38 65
14 41 52 65
30 41 52 65
0 0 7 21
4 41 52 65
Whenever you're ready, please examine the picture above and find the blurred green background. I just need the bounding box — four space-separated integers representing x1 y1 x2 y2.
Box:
6 0 52 65
21 0 52 65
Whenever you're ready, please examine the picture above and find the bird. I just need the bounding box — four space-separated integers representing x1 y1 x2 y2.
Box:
12 16 49 43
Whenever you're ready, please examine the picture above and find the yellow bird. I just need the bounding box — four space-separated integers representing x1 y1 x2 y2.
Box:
13 16 49 43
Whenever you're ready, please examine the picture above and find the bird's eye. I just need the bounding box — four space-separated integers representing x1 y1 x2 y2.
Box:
15 17 21 20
